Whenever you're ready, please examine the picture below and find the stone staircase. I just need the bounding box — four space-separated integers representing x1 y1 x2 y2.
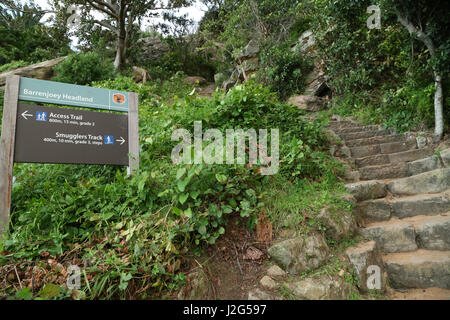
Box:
328 120 450 298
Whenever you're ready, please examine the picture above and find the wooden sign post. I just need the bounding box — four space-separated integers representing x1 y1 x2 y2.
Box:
0 76 139 235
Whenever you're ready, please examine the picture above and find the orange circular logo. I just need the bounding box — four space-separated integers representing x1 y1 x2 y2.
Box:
113 93 126 104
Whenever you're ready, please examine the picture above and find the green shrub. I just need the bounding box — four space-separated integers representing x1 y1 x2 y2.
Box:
52 52 116 85
257 42 313 99
0 60 30 73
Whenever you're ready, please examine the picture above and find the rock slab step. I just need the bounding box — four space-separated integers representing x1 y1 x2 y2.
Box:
345 180 386 202
361 221 417 253
358 191 450 221
384 250 450 289
387 168 450 196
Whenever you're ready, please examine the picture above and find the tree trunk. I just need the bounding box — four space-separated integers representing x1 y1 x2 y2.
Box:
433 72 444 141
397 14 444 140
114 35 125 70
114 3 127 70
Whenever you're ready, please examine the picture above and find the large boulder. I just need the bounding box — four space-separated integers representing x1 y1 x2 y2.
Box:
136 36 170 63
267 233 329 275
0 56 67 86
287 95 327 112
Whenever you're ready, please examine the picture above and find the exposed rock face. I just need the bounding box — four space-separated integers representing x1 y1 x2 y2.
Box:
237 39 260 59
346 241 386 293
287 275 352 300
317 207 358 241
292 30 315 54
136 36 170 63
267 233 329 275
303 61 329 97
217 40 261 91
287 95 327 112
0 56 67 86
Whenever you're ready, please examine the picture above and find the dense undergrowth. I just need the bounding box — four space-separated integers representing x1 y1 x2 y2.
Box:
0 77 347 300
307 0 450 133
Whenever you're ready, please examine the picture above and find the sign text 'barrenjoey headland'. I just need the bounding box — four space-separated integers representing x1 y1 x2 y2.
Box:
19 77 129 112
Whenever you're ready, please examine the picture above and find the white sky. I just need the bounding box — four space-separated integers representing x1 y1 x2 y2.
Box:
31 0 207 47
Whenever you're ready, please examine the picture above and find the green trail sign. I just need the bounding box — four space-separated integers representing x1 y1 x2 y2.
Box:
19 77 129 112
0 76 139 235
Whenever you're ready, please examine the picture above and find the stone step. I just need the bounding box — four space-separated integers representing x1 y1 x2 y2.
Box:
334 125 380 134
350 140 417 158
413 214 450 251
361 213 450 253
408 155 443 176
354 148 433 169
359 163 409 180
327 121 359 131
345 180 387 202
383 250 450 289
390 287 450 300
388 148 434 165
346 134 405 148
387 168 450 196
355 154 390 168
362 220 417 253
339 130 391 141
357 190 450 221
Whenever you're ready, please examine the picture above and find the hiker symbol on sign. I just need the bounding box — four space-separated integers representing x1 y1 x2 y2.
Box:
36 112 47 121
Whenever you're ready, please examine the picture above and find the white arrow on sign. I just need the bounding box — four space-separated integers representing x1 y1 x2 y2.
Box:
21 110 33 120
116 137 126 145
